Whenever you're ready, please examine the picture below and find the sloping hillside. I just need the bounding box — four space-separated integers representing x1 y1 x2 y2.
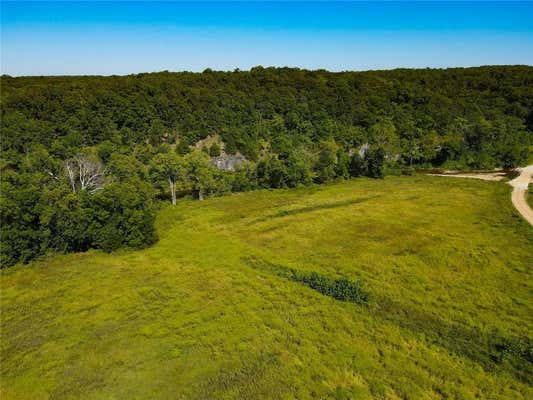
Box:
2 176 532 399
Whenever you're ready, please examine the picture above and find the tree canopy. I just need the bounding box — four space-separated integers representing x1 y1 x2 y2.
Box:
1 66 532 267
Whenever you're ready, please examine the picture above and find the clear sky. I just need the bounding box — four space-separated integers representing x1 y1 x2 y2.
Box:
1 1 532 76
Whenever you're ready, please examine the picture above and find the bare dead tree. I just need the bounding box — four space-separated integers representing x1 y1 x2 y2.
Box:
64 154 105 194
65 161 77 192
46 170 60 181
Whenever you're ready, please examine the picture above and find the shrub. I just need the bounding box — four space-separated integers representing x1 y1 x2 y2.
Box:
366 148 385 178
289 270 369 304
86 179 158 252
349 153 364 177
244 257 369 305
209 143 221 157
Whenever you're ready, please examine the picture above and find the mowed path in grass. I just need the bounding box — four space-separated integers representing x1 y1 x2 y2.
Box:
2 176 532 399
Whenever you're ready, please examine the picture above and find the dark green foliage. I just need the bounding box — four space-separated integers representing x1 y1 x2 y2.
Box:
147 119 166 146
2 66 530 170
85 180 158 252
223 138 237 155
366 148 385 179
288 271 369 304
349 153 364 177
231 163 258 192
314 139 339 183
2 66 532 266
107 153 148 181
334 150 350 179
284 147 315 186
96 141 117 163
244 257 369 305
489 334 532 368
0 173 48 266
0 158 157 267
43 180 157 254
256 155 288 188
209 142 221 157
176 139 191 155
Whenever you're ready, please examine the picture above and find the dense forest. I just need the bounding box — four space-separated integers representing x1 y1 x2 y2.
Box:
1 66 532 267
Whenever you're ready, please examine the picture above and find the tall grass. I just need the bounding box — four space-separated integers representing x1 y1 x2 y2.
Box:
2 176 532 399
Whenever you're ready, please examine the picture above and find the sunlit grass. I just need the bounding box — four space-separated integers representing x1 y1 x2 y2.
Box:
2 176 532 399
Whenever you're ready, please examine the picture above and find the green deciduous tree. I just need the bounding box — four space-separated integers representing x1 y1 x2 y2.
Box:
315 139 339 183
149 153 185 205
369 117 399 156
366 148 385 179
184 151 215 200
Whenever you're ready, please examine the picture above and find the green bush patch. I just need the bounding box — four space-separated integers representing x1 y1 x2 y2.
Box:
244 257 369 304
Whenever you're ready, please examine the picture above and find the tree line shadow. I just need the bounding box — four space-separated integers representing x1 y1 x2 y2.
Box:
247 195 379 226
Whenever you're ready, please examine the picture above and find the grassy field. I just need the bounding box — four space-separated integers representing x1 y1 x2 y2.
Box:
2 175 532 399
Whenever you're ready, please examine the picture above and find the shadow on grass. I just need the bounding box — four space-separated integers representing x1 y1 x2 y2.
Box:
372 296 533 384
247 195 378 225
199 352 283 398
244 256 532 384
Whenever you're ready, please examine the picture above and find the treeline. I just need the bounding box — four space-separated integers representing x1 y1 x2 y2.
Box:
0 140 383 267
1 66 532 267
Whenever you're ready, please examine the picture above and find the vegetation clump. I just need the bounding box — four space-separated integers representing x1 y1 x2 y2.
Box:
288 271 369 304
245 257 369 304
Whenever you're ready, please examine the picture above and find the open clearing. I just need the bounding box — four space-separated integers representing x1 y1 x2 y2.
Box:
1 176 532 399
430 165 533 226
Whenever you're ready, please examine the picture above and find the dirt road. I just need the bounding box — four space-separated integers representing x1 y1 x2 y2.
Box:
509 165 533 226
429 171 507 181
429 166 533 225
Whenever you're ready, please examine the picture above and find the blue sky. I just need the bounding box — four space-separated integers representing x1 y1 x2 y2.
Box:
1 1 532 76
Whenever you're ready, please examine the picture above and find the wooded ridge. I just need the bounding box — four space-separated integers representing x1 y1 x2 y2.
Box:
1 66 532 267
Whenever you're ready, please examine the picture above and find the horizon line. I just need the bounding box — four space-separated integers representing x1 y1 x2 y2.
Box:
4 63 532 78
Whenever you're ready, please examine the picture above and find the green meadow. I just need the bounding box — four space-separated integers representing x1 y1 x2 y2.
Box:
2 176 532 399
